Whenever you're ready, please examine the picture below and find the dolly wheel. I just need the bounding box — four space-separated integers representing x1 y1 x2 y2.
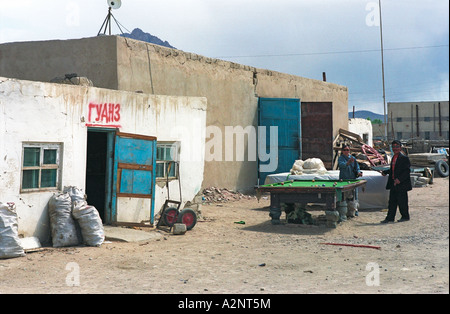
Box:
177 208 197 230
163 207 179 227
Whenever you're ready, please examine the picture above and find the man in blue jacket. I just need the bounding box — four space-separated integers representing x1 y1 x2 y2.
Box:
338 144 363 180
381 140 412 223
338 144 363 218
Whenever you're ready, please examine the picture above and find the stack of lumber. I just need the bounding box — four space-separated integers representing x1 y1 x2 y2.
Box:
332 129 388 170
408 153 447 166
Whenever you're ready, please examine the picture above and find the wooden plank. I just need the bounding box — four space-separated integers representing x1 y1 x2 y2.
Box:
118 163 153 171
338 128 364 144
112 221 153 228
117 193 152 198
116 132 157 141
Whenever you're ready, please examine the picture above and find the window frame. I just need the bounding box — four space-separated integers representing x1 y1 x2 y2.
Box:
155 142 180 181
20 142 63 193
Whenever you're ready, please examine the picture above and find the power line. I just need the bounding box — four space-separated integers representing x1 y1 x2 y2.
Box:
349 79 450 95
214 44 448 59
349 89 449 102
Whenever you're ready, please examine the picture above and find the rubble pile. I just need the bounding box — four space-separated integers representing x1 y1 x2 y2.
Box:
202 187 256 203
333 128 389 170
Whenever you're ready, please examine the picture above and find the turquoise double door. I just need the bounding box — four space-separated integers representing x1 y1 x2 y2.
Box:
258 98 301 184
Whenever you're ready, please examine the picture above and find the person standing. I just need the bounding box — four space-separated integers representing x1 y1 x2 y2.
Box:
338 145 363 218
338 144 363 180
381 140 412 223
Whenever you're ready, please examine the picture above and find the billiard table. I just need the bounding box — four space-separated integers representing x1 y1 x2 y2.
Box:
256 179 367 225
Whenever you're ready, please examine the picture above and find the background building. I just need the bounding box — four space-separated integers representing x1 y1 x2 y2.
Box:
388 101 449 141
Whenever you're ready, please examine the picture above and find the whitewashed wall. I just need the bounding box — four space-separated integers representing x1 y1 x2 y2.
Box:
0 77 206 242
348 118 373 147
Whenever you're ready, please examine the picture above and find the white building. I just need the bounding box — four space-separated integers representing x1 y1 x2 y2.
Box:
348 118 373 147
0 77 207 243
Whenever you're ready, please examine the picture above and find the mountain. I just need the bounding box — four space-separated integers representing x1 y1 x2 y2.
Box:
121 28 176 49
349 110 385 121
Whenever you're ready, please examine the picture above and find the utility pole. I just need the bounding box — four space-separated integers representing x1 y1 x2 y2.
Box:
378 0 388 140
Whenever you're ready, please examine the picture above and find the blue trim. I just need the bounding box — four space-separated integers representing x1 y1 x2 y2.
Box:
257 97 301 184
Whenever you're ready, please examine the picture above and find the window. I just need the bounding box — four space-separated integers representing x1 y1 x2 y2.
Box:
396 117 403 122
156 142 179 179
362 133 369 144
21 143 62 192
424 117 432 122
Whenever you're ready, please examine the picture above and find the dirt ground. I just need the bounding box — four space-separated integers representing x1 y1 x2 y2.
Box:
1 177 448 294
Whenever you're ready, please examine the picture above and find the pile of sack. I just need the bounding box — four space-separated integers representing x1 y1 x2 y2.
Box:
1 186 104 259
290 158 328 175
49 186 104 248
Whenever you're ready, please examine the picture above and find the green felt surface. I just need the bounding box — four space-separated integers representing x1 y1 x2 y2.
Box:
261 179 362 188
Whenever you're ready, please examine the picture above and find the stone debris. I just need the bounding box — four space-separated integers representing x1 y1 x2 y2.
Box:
202 187 256 203
50 74 94 87
172 223 187 235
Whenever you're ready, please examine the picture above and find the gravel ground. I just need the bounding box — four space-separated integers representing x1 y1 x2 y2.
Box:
0 177 448 294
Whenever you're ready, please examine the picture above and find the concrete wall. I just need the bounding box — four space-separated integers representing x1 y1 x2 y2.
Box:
0 36 348 192
116 37 348 191
388 101 449 140
0 36 118 90
0 77 206 243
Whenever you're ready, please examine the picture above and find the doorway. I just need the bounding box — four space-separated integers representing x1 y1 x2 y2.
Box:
85 128 115 224
301 102 333 169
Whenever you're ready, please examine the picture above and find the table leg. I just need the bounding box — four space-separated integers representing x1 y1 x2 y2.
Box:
325 194 339 228
269 194 282 225
325 194 336 211
337 200 348 222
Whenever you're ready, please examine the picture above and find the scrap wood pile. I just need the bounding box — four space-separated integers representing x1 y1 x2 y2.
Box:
333 128 389 170
202 187 256 203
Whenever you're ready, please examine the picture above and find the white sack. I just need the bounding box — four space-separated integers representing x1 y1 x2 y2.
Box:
290 160 304 175
0 202 25 259
63 186 87 208
48 193 80 247
302 158 328 175
65 186 104 247
72 205 105 247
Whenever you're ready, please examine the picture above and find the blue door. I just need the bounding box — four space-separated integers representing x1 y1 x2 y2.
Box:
258 98 301 184
111 132 157 224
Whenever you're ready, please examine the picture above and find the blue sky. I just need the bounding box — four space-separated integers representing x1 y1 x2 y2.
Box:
0 0 448 114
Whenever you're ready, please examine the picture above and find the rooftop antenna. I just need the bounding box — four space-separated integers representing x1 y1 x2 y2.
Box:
97 0 124 36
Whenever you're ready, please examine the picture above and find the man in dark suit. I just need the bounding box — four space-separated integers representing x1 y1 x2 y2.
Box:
381 140 412 223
